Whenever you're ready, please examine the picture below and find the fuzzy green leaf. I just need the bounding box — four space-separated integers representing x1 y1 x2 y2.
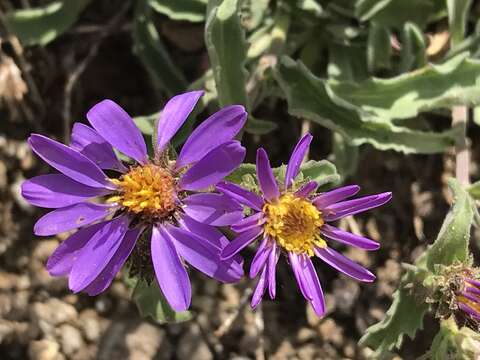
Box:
467 181 480 200
5 0 91 46
447 0 472 47
274 56 458 154
226 163 257 185
205 0 249 107
133 0 187 96
361 179 474 354
367 24 391 72
133 280 193 324
425 179 474 272
329 53 480 124
299 160 340 188
245 116 277 135
148 0 207 22
360 263 430 355
399 22 427 72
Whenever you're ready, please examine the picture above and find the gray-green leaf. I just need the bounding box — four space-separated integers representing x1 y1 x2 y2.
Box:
133 279 193 324
148 0 207 22
5 0 92 46
205 0 249 107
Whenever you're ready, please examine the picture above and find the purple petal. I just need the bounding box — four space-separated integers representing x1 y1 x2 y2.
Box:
156 91 204 153
312 185 361 209
179 215 227 250
221 226 263 260
46 222 105 276
165 225 243 283
70 123 127 172
289 253 313 300
34 203 117 236
249 238 269 279
322 192 392 221
151 225 191 311
256 148 279 202
87 100 148 164
294 181 318 198
183 193 244 226
68 216 130 292
28 134 113 189
315 247 375 282
179 141 245 191
216 181 265 211
302 256 326 317
176 105 247 169
285 134 312 190
465 286 480 297
459 303 480 320
21 174 110 209
320 224 380 251
84 227 142 295
231 212 265 233
461 292 480 304
267 243 278 299
251 266 268 309
466 278 480 288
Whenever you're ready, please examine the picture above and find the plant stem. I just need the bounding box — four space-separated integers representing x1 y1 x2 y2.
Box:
452 106 469 186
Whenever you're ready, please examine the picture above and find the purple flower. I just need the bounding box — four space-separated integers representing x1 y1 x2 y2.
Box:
457 277 480 321
219 133 392 316
22 91 248 311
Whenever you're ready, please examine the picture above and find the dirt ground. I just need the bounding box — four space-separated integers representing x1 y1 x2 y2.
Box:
1 3 480 360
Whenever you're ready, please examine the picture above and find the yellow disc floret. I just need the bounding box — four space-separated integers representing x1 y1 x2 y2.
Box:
263 193 326 256
108 164 176 218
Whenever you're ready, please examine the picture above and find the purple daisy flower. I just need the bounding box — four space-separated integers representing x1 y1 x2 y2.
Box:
457 277 480 321
218 133 392 316
22 90 248 311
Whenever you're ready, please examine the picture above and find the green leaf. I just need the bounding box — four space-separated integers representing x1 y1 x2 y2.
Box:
148 0 207 22
134 113 156 135
425 178 474 272
367 24 391 72
299 160 340 187
327 43 368 82
355 0 437 29
467 180 480 199
133 279 193 324
447 0 472 47
226 163 257 184
361 179 474 354
240 0 270 30
245 116 277 135
274 56 458 154
329 53 480 124
205 0 249 107
133 0 187 97
399 22 427 72
5 0 92 46
332 133 359 181
360 263 430 355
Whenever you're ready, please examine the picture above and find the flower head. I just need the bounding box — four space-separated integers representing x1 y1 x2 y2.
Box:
219 134 392 316
22 91 248 311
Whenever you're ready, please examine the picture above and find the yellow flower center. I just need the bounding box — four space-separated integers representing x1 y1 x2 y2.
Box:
263 193 326 256
108 164 176 218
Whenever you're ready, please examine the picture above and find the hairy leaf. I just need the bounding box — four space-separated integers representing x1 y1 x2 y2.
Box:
359 263 429 355
133 0 187 96
447 0 472 47
245 116 277 135
205 0 249 107
299 160 340 188
274 56 458 154
329 53 480 124
367 24 391 72
425 179 474 272
133 279 192 324
399 22 427 72
148 0 206 22
5 0 92 46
